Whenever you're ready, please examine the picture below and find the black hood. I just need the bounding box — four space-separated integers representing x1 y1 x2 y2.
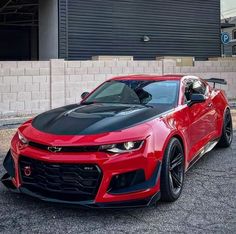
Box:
32 103 171 135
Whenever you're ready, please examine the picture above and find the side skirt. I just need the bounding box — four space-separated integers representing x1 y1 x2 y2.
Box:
186 138 219 171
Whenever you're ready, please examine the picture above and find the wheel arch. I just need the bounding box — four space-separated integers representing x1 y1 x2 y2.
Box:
162 131 187 170
220 106 231 135
159 132 186 202
225 106 231 114
171 134 186 167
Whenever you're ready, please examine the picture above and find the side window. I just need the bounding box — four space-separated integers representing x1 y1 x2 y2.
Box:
184 80 194 103
184 79 206 103
192 80 206 95
95 82 125 99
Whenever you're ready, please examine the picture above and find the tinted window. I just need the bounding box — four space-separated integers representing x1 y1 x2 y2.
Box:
84 80 179 107
192 80 206 94
142 81 178 104
184 79 206 102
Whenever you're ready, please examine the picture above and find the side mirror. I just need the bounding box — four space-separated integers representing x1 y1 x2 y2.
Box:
81 92 89 100
187 94 206 107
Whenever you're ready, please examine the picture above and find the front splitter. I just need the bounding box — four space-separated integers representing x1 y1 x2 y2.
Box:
1 174 160 208
20 187 161 208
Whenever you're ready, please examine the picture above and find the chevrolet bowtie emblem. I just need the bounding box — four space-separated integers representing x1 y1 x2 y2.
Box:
47 146 62 153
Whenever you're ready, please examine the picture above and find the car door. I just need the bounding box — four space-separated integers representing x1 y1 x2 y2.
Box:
184 78 216 162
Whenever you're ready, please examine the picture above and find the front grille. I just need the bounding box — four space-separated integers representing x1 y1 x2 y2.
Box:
19 156 102 201
28 141 100 153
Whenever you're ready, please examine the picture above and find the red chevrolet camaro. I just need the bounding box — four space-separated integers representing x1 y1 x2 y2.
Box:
1 75 233 208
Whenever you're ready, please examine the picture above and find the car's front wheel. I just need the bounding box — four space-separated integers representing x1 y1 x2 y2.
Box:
160 138 184 202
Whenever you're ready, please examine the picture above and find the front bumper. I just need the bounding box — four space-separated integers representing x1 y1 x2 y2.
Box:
1 142 162 208
1 173 160 208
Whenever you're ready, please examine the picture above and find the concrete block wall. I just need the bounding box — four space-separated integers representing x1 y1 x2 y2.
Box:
0 61 50 117
163 60 236 99
0 59 236 117
65 60 163 104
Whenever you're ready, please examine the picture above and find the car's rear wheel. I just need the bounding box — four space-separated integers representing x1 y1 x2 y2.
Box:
218 109 233 148
160 138 184 202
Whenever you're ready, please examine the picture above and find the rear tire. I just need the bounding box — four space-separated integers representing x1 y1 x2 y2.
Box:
160 138 184 202
218 109 233 148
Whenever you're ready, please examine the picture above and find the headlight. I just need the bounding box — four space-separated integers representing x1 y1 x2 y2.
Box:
18 131 28 145
99 141 144 153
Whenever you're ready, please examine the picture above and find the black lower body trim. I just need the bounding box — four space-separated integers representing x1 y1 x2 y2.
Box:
1 173 17 190
88 192 161 208
1 175 161 208
187 138 219 171
0 178 161 208
6 185 160 208
3 150 15 178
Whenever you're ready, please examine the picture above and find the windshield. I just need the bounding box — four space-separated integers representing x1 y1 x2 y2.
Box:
83 80 179 107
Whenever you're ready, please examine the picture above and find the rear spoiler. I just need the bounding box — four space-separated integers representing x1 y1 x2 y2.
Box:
205 78 227 88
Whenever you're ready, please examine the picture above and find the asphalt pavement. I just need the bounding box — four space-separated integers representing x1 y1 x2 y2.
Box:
0 126 235 234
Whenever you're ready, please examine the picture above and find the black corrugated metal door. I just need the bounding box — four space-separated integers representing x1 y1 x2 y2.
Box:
59 0 221 60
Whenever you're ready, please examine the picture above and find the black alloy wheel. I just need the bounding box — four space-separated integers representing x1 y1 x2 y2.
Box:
160 138 185 202
218 109 233 148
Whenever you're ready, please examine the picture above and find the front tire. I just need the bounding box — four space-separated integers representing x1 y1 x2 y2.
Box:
160 138 184 202
218 109 233 148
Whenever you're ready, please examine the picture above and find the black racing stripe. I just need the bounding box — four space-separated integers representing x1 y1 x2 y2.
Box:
32 103 173 135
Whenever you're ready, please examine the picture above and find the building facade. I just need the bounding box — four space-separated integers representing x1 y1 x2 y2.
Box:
0 0 221 61
221 17 236 57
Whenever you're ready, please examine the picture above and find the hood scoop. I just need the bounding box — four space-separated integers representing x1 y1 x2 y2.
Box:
64 104 144 119
67 111 114 119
